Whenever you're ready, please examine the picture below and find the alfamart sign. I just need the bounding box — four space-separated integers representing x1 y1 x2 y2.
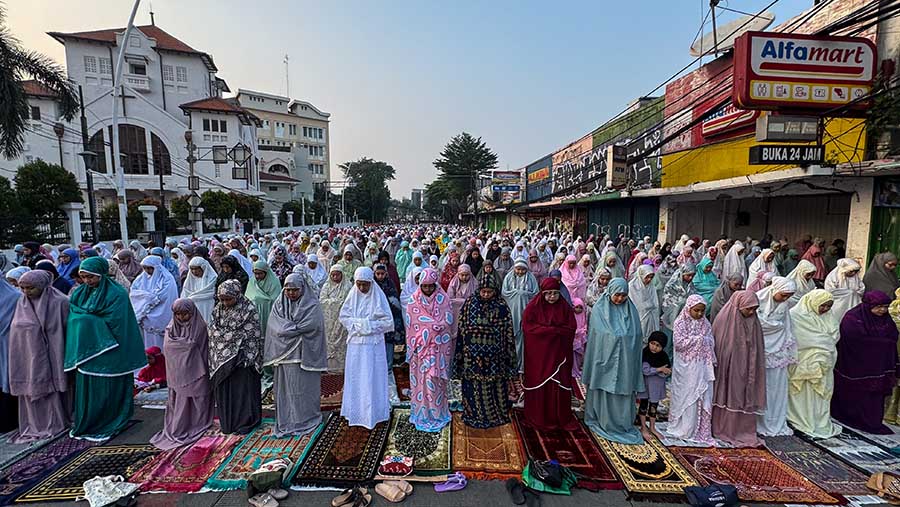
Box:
733 31 876 111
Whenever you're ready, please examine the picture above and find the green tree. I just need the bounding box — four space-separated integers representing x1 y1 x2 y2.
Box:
14 160 82 218
170 195 190 224
200 190 235 221
431 132 499 223
232 192 264 221
0 175 18 218
341 157 395 223
424 178 455 222
0 5 78 158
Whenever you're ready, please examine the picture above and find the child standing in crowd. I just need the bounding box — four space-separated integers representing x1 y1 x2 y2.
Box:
637 331 670 440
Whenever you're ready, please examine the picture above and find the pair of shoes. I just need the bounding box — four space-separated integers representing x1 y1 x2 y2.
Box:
506 479 541 507
434 472 467 492
376 480 412 502
248 493 278 507
332 487 370 507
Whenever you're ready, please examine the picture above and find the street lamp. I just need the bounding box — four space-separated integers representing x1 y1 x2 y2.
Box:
78 150 99 243
53 122 65 168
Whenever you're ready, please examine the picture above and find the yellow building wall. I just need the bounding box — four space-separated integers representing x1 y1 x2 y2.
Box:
660 118 866 188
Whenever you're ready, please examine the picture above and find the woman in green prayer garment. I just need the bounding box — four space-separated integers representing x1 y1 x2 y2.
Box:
65 256 147 440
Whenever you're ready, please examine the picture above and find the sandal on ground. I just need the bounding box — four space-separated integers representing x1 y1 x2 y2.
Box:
384 480 413 495
867 472 900 505
267 489 288 500
331 488 360 507
375 483 407 503
523 488 542 507
435 472 467 492
248 493 278 507
506 478 526 505
351 490 372 507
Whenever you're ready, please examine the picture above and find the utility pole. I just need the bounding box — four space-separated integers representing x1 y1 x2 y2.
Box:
78 85 99 244
185 131 201 236
158 151 166 237
284 54 290 98
110 0 141 244
301 192 306 226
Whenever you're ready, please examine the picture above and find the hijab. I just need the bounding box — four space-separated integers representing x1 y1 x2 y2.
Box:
216 255 249 293
208 279 262 382
801 244 827 281
642 332 669 368
263 273 327 371
138 345 167 383
864 252 900 297
164 298 209 393
57 247 81 284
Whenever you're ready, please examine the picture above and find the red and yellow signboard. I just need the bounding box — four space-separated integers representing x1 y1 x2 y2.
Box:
733 31 877 111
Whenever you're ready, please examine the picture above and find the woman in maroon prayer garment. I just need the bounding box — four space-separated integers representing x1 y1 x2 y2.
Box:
831 290 899 434
521 277 579 430
711 289 767 448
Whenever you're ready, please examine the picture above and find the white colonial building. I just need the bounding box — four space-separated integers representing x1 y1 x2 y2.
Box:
1 23 264 220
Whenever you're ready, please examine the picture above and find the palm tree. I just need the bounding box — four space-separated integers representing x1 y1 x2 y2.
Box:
0 3 78 159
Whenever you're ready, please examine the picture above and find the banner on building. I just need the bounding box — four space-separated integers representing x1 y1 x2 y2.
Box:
733 31 877 112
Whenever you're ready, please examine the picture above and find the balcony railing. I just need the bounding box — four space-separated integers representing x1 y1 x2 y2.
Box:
258 145 292 152
124 74 150 92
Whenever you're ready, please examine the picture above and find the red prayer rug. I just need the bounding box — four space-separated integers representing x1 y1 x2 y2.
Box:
129 427 243 492
320 373 345 409
671 446 840 504
511 410 621 490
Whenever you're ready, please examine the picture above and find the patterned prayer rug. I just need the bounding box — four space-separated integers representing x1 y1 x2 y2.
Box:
15 444 158 503
205 418 323 491
293 413 390 487
393 367 410 402
134 388 169 409
129 428 243 492
0 431 64 471
592 433 697 496
808 430 900 474
450 412 523 480
320 373 344 410
765 435 870 496
0 436 96 504
262 387 276 411
838 423 900 455
511 410 621 490
380 408 450 477
671 447 839 504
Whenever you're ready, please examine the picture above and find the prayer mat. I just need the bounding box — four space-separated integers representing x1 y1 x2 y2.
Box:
671 446 839 504
808 430 900 474
15 444 158 503
592 433 697 496
134 388 168 409
0 431 62 471
448 379 463 412
0 436 96 504
450 412 524 480
320 373 344 410
765 435 870 496
393 366 410 402
839 423 900 454
205 418 323 491
129 428 243 492
380 409 450 476
262 387 276 411
293 413 390 487
511 410 621 490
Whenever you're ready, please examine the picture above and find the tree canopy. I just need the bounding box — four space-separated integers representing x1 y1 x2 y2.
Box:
14 160 82 218
231 192 264 221
341 157 395 223
428 132 498 223
0 5 79 158
200 190 235 220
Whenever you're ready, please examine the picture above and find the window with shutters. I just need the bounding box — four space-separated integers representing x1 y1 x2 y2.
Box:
99 57 112 75
162 65 175 82
176 66 188 83
84 55 97 73
151 133 171 175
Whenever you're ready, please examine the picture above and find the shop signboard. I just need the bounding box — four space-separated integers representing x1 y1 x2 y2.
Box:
526 155 553 203
748 144 824 165
701 102 760 138
492 171 521 184
492 184 521 192
733 31 877 111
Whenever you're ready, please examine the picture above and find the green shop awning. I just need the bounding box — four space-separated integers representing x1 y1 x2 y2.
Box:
562 191 621 205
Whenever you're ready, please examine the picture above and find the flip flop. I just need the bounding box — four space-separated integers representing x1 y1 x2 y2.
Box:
248 493 278 507
375 483 407 503
506 478 526 505
384 480 413 495
331 488 359 507
268 489 288 500
434 472 467 492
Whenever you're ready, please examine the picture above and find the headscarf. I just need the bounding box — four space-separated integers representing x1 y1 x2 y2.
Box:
34 260 73 295
786 259 817 307
228 248 254 277
824 258 865 320
246 260 282 335
863 252 900 297
64 256 147 376
340 267 393 338
527 248 547 283
208 279 262 382
722 241 747 282
268 245 294 284
789 289 839 395
182 257 218 322
264 273 327 371
106 259 131 292
560 254 586 300
57 247 81 285
304 254 327 289
692 257 720 308
711 290 766 414
782 248 800 276
130 255 179 332
747 270 776 293
116 249 142 282
171 248 189 276
748 248 776 286
129 240 148 261
151 247 181 285
801 244 827 281
710 273 743 324
216 255 249 293
464 247 484 278
137 345 167 383
834 290 898 395
439 252 460 291
405 268 454 373
755 276 798 369
661 262 697 330
600 251 625 279
582 277 644 394
8 270 68 396
447 264 478 313
628 264 660 338
164 298 210 394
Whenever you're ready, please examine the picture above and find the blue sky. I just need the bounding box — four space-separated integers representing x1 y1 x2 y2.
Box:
8 0 811 198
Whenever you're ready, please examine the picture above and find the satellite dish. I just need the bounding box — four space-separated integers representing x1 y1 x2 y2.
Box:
690 11 775 57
